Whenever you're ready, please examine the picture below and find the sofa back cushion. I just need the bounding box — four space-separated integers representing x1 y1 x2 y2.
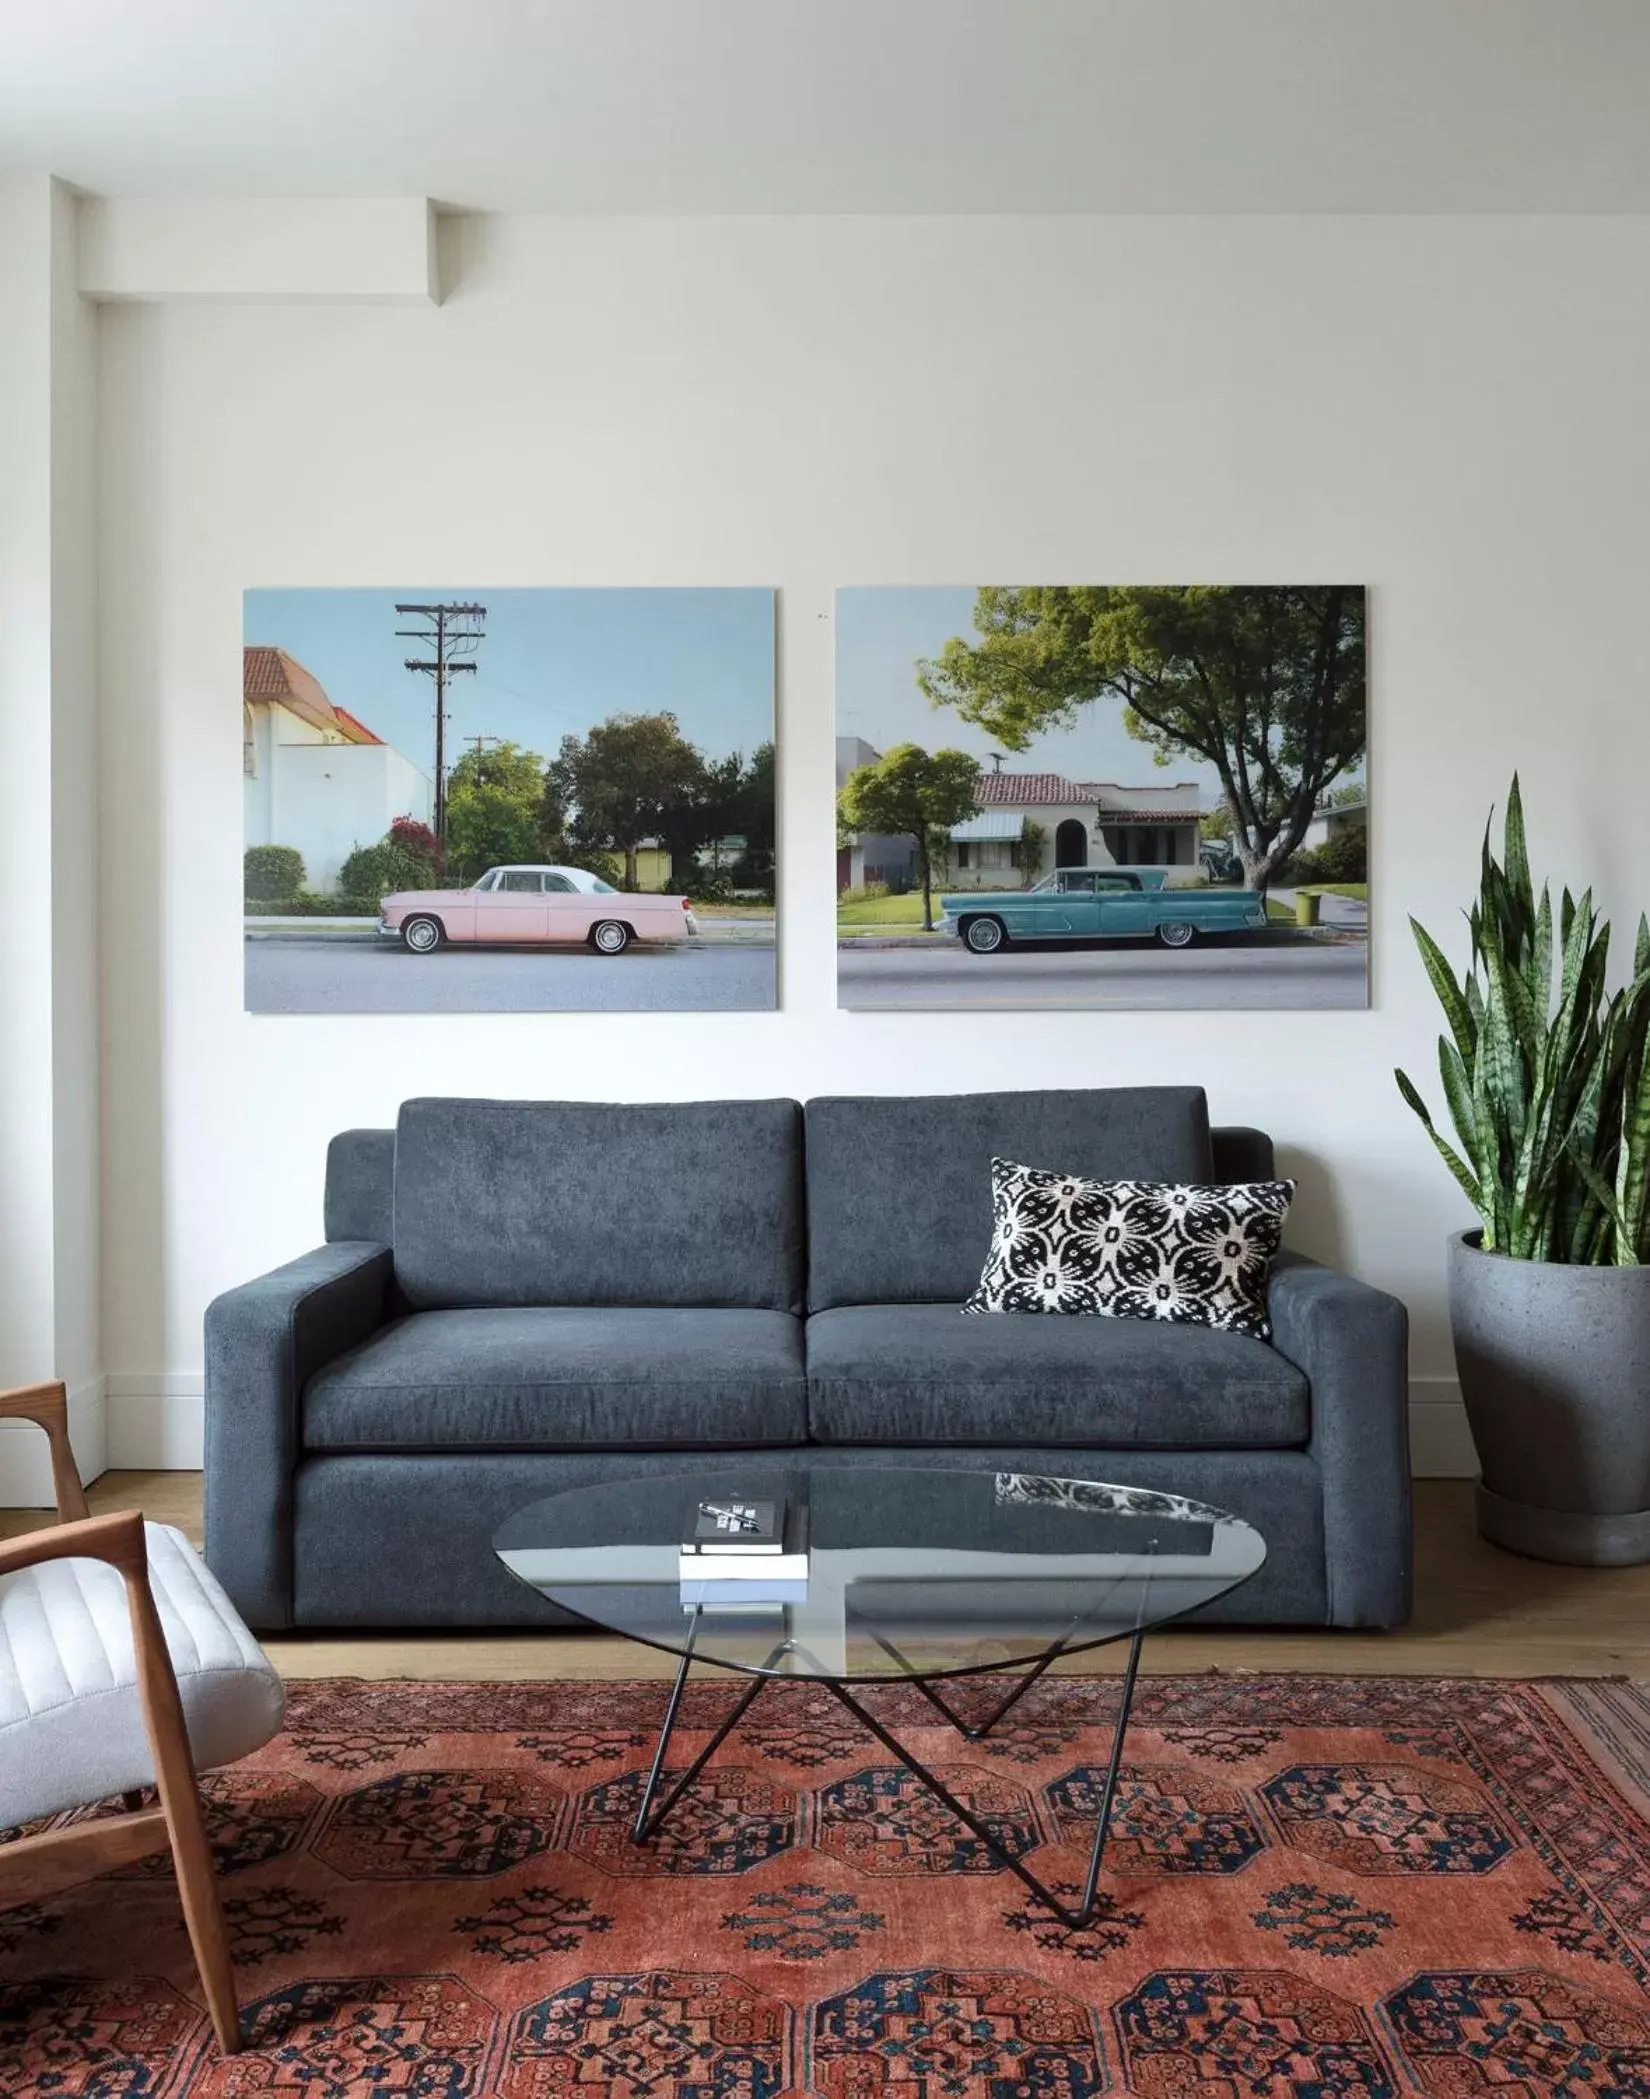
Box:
393 1097 805 1312
805 1088 1213 1310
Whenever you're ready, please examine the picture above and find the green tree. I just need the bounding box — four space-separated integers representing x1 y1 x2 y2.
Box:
443 739 553 880
917 586 1365 893
549 712 710 890
837 743 982 929
735 742 776 885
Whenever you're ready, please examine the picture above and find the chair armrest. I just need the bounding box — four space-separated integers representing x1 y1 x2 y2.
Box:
0 1381 90 1521
1268 1250 1412 1627
203 1241 392 1629
0 1507 144 1581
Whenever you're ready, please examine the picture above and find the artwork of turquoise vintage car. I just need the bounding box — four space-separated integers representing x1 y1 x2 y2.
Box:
938 868 1268 955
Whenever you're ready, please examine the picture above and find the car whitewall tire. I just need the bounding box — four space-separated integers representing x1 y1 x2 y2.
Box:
1157 921 1195 948
401 915 443 953
590 920 631 955
964 917 1006 954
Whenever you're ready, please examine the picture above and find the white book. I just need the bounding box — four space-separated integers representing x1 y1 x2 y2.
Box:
678 1549 809 1585
680 1577 806 1607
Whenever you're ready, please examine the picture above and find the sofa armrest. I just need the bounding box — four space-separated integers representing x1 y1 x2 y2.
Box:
204 1241 392 1629
1268 1250 1412 1627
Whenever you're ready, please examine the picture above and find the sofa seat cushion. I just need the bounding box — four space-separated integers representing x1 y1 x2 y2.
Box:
304 1308 808 1452
805 1304 1309 1449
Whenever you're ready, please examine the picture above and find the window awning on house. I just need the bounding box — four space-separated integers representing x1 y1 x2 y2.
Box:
949 812 1025 843
944 810 1020 843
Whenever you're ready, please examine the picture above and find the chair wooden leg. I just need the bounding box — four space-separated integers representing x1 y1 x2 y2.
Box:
126 1575 242 2054
157 1765 241 2055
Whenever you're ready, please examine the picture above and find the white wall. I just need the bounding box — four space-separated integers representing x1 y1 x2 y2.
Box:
97 212 1650 1468
258 739 435 896
0 176 103 1498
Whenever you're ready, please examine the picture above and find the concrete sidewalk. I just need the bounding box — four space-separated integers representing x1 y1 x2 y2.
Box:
1268 886 1368 931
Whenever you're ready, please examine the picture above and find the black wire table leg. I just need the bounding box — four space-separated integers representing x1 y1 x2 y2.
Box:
862 1619 1089 1742
632 1611 700 1840
822 1630 1146 1932
633 1633 791 1844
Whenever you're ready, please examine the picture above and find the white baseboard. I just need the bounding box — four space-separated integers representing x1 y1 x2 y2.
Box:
0 1375 109 1506
106 1374 205 1469
78 1372 1480 1482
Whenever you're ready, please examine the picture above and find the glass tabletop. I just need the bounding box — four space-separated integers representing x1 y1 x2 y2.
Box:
493 1465 1265 1683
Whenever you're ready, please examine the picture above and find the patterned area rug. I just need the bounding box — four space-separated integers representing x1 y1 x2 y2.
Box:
4 1673 1650 2094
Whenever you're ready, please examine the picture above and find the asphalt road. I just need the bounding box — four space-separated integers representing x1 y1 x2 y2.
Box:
245 938 776 1014
838 938 1367 1010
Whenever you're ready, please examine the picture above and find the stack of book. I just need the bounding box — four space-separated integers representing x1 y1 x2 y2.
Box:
678 1498 808 1605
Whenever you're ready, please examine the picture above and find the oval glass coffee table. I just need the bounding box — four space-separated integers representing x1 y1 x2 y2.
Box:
495 1463 1265 1931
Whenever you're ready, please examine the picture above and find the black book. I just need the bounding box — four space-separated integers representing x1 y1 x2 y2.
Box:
683 1497 784 1556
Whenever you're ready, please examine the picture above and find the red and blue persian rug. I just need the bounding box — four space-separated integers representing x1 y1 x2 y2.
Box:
4 1673 1650 2094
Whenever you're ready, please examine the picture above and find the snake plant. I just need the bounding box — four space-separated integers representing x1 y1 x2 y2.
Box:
1397 776 1650 1265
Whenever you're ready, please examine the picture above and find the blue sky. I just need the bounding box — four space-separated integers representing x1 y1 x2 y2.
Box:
838 586 1348 801
245 588 774 773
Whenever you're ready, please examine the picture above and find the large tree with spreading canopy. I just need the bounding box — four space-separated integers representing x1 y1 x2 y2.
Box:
917 585 1365 891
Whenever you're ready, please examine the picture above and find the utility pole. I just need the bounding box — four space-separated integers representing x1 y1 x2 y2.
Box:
464 734 502 761
395 602 486 849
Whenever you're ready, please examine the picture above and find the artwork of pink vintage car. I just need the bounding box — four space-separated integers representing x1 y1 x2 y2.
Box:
378 865 697 955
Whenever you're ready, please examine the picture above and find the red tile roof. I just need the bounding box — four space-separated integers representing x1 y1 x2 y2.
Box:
971 771 1092 805
331 705 384 745
971 771 1203 821
243 646 381 744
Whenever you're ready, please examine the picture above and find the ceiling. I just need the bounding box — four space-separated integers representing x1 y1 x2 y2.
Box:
4 0 1650 215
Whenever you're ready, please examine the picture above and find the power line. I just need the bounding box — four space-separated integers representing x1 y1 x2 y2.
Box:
395 602 486 847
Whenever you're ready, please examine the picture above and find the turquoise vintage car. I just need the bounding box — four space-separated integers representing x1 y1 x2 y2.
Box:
938 867 1268 955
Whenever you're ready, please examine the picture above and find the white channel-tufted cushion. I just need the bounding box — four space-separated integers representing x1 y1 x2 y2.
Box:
0 1523 285 1828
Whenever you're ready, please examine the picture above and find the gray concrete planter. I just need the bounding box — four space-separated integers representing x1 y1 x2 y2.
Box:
1449 1228 1650 1564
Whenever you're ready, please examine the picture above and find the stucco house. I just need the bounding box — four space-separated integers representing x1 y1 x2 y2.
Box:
243 646 435 894
942 769 1207 891
1300 792 1367 853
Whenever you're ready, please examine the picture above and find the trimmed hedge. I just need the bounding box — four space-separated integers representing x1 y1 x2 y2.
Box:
244 844 306 902
245 894 383 918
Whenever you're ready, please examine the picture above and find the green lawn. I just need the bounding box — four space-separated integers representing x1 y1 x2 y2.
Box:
836 891 933 927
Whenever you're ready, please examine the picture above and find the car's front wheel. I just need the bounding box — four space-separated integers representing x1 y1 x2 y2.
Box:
589 919 631 955
401 914 443 954
963 915 1007 955
1156 920 1195 948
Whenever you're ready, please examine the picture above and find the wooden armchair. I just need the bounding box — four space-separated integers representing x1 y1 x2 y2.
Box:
0 1382 285 2055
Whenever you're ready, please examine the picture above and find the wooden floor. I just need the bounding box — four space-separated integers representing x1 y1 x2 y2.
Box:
6 1472 1649 1681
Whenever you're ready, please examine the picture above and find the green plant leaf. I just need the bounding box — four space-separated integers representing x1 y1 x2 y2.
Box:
1437 1037 1482 1177
1396 1069 1484 1214
1569 1145 1639 1267
1615 1031 1650 1264
1410 919 1476 1065
1504 772 1533 927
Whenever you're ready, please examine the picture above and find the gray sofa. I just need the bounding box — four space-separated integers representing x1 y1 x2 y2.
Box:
203 1088 1411 1632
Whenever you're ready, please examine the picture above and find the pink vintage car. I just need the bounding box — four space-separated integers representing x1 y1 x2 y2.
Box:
378 865 697 955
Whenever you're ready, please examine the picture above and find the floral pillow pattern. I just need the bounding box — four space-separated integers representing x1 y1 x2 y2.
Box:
962 1157 1295 1338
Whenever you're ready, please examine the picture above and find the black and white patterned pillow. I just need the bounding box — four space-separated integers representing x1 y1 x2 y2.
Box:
962 1157 1294 1338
